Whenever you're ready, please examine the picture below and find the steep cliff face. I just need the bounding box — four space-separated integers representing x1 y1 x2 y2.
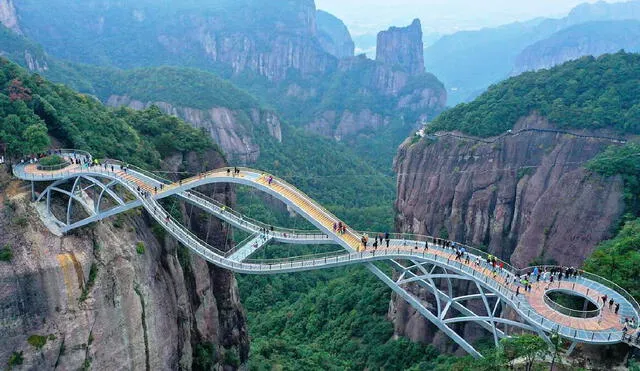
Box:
391 114 626 346
0 0 20 34
376 19 425 76
395 114 625 266
512 20 640 75
316 10 355 59
106 95 282 164
0 152 249 369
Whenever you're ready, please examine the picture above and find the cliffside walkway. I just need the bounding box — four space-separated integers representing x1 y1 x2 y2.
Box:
12 150 640 358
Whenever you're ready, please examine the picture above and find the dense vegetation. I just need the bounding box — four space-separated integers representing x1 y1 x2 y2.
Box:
585 142 640 300
76 66 261 111
427 52 640 137
0 58 216 166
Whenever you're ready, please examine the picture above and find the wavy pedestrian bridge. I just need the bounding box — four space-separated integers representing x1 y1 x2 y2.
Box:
12 150 640 358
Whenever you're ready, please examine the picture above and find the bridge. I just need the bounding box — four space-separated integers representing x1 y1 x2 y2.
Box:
12 150 640 358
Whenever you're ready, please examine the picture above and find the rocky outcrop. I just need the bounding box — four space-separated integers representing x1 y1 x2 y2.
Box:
0 0 20 34
376 19 425 75
391 114 626 347
106 95 282 164
305 55 446 141
316 10 354 59
0 151 249 369
197 31 336 81
512 20 640 75
306 109 389 141
23 50 49 72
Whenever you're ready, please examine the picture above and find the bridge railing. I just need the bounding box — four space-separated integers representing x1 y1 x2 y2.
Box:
543 289 601 319
519 265 640 323
182 166 360 242
244 250 349 265
225 232 260 258
184 189 326 240
357 231 519 274
102 159 173 185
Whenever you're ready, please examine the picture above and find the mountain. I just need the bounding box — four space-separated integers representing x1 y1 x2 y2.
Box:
425 0 640 106
376 19 425 75
316 10 355 59
0 58 248 369
392 52 638 348
8 0 446 170
512 20 640 75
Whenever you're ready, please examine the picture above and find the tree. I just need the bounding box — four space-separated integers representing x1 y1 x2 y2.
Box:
22 124 50 155
548 331 562 371
500 334 548 371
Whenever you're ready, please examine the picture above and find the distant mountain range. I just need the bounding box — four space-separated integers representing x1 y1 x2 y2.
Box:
424 0 640 106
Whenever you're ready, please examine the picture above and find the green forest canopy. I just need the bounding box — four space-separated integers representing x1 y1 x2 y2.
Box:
427 52 640 137
0 58 216 167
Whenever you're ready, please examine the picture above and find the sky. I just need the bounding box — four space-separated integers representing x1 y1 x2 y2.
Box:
315 0 628 36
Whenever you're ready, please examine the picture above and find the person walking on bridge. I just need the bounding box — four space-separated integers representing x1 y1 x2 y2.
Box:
384 232 390 248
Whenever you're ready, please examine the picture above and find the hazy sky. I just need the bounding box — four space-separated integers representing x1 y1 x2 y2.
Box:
316 0 627 35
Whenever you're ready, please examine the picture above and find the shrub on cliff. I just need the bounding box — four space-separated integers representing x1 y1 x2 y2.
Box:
0 244 12 261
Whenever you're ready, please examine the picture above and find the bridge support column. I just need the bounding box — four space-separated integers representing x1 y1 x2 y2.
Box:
566 341 578 356
46 188 51 216
31 181 35 201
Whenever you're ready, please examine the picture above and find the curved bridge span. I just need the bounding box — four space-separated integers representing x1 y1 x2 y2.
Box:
13 151 640 358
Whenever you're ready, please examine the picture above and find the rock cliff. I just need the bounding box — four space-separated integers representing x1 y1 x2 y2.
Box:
106 95 282 165
0 150 249 369
391 114 626 346
316 10 354 59
376 19 425 75
0 0 20 34
163 0 335 82
305 50 445 143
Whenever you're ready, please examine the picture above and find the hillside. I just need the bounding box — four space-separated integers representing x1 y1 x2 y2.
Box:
0 58 215 165
426 52 640 137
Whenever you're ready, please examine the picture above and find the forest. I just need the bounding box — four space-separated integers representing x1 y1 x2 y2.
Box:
427 52 640 137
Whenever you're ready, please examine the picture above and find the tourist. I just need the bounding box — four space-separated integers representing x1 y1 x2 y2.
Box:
615 303 620 315
385 232 390 248
609 298 615 310
602 295 608 306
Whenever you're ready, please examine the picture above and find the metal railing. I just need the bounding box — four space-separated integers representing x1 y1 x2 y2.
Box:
184 189 326 240
543 289 601 318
